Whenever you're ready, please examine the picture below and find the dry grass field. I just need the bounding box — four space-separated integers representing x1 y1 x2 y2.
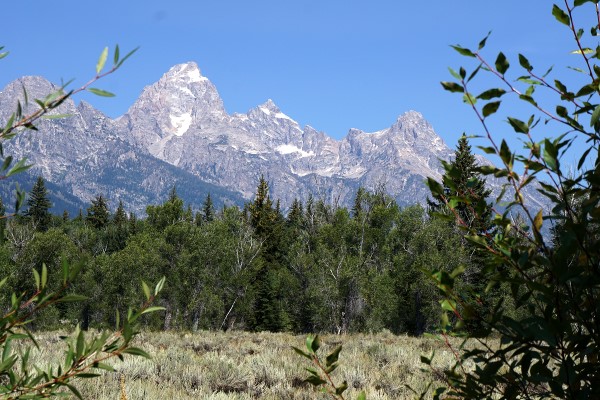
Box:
25 330 467 399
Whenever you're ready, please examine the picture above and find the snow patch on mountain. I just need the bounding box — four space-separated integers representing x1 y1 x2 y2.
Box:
170 113 192 136
276 144 314 157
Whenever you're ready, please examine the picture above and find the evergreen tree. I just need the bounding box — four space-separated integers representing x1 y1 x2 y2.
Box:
86 195 110 229
128 212 138 234
184 204 194 224
202 193 215 223
430 134 492 233
146 186 184 230
248 176 288 332
287 198 304 227
25 176 52 231
430 134 493 334
113 200 127 226
62 210 69 223
249 176 276 238
352 187 366 220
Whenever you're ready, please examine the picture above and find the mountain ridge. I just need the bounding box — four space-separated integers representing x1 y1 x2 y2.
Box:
0 63 545 214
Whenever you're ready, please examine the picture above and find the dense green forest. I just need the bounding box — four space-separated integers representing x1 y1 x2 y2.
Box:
0 137 511 336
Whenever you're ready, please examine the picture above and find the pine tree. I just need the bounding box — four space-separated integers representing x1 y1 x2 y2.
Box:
248 176 287 332
128 212 138 234
113 200 127 226
430 134 492 233
430 134 493 334
86 195 110 229
249 176 276 238
25 176 52 231
287 198 304 227
202 193 215 223
352 187 366 220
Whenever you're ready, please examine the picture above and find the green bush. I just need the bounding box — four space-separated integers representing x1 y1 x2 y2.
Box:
424 1 600 398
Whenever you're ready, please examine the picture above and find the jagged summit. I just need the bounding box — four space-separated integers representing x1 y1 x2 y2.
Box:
0 61 547 214
259 99 280 113
164 62 208 84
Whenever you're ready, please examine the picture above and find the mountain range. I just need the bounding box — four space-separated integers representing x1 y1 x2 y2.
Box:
0 62 544 215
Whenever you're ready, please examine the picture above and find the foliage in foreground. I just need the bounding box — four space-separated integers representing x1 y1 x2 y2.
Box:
424 1 600 398
0 46 166 399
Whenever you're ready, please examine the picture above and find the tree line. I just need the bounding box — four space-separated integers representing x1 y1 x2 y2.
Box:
0 136 516 335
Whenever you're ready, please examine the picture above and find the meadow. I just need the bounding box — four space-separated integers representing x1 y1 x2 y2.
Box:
25 330 467 399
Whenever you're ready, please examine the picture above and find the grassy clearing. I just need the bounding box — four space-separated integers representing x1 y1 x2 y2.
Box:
25 330 466 399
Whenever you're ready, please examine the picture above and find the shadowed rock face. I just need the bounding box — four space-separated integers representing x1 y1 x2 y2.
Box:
0 63 545 213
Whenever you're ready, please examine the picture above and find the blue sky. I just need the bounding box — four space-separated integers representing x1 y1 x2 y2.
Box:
2 1 589 163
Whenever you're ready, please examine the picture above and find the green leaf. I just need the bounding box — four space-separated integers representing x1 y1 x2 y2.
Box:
477 88 506 100
450 45 475 57
114 44 120 65
116 46 140 68
574 0 596 7
335 380 348 395
41 263 47 289
533 209 543 232
87 88 115 97
66 383 84 400
499 139 512 167
154 276 166 295
326 345 343 367
56 294 88 303
448 67 461 80
462 92 477 105
41 113 74 120
543 140 559 170
6 158 32 177
62 258 69 284
92 362 115 372
440 81 464 93
305 375 327 386
292 346 312 360
440 299 457 312
96 47 108 74
76 373 101 378
518 54 533 71
571 47 594 55
140 306 166 315
357 391 367 400
142 281 151 301
33 268 40 291
122 347 151 359
578 146 593 169
478 146 497 155
0 51 9 60
308 334 320 353
495 52 509 75
76 328 85 356
478 31 491 50
426 178 444 197
552 4 570 26
507 117 529 134
590 104 600 127
482 101 501 117
575 84 595 97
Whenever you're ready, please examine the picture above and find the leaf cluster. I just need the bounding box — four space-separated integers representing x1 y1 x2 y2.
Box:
293 334 365 400
426 1 600 398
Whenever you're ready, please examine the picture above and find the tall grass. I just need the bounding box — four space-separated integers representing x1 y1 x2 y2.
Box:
26 330 464 399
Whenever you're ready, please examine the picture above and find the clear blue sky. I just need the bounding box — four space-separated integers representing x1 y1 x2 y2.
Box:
2 1 588 162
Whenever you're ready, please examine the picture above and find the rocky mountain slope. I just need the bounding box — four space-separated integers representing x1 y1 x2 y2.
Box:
0 62 545 214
